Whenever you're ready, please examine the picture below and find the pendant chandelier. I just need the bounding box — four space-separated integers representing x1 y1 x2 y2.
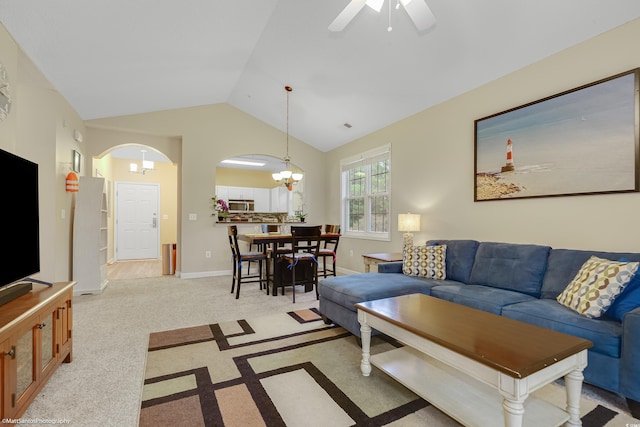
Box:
272 85 303 191
129 149 154 174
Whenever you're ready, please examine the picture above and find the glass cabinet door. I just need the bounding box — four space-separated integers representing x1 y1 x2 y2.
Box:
40 311 56 375
15 326 35 404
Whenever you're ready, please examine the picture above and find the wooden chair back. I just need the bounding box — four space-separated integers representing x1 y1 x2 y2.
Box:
227 225 241 258
290 225 322 255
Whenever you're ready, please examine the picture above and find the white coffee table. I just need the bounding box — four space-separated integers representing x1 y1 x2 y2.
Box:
356 294 592 427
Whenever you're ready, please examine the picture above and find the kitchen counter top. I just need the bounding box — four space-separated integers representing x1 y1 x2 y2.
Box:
215 211 304 224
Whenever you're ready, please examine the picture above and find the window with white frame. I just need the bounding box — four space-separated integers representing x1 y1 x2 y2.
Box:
341 144 391 240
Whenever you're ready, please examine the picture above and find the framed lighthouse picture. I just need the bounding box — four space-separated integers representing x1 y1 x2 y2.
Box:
474 68 639 201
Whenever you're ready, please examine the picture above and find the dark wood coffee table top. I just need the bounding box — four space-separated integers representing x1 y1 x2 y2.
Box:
356 294 592 379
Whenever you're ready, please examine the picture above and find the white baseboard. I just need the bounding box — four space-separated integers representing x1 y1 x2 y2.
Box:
179 270 233 279
179 267 358 280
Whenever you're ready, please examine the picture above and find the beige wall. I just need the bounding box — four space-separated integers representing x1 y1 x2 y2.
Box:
86 104 325 277
1 23 86 283
326 18 640 272
216 166 282 188
3 17 640 280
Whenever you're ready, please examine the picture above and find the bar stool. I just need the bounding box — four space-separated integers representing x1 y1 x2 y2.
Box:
316 225 340 277
227 225 269 299
247 224 278 273
275 225 322 302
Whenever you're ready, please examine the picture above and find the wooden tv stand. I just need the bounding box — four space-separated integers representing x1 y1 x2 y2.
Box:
0 281 74 423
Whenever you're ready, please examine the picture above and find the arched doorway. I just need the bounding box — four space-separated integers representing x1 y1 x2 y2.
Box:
94 144 178 279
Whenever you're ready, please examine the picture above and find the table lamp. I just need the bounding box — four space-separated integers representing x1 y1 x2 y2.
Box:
398 213 420 247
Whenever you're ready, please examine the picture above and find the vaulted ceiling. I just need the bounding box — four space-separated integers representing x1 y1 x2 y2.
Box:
2 1 640 152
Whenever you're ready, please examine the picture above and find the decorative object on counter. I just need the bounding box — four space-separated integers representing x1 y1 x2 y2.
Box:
272 85 303 191
398 212 420 247
212 195 229 220
296 212 307 222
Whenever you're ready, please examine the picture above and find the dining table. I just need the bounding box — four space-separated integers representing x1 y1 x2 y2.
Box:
238 231 341 296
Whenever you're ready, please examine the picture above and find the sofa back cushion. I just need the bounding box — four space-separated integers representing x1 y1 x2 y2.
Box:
426 240 479 283
541 249 640 299
468 242 551 297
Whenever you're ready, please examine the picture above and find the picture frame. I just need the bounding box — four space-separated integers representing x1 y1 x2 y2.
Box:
474 68 639 201
72 150 81 173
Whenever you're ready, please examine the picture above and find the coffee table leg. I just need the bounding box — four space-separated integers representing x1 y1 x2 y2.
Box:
502 397 525 427
565 368 584 426
360 323 372 377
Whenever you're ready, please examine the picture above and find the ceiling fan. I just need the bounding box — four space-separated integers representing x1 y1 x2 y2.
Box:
328 0 436 32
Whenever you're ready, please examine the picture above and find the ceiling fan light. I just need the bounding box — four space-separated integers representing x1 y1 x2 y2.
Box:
292 172 303 181
280 170 293 179
272 172 282 181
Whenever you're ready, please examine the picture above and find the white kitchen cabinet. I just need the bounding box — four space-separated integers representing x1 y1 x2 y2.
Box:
227 186 254 200
270 186 289 212
253 188 270 212
215 185 229 202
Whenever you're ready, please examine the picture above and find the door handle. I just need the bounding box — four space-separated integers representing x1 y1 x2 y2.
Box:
152 217 157 228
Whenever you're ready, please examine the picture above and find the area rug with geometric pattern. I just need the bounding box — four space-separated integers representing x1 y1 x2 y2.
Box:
139 309 639 426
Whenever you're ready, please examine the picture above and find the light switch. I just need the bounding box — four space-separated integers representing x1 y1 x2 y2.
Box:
162 214 169 220
189 213 197 221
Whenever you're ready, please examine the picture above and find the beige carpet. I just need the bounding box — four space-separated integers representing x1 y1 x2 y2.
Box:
140 310 640 426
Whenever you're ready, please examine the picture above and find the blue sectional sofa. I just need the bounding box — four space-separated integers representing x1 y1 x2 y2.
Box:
317 239 640 417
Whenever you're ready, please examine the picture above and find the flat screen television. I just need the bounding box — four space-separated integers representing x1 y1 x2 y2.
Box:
0 148 40 301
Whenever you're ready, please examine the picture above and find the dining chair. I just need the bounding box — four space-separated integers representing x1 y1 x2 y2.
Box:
227 225 269 299
275 225 322 302
247 224 280 273
316 224 340 277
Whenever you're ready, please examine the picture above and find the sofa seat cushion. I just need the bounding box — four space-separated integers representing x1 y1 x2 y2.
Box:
318 273 447 312
502 299 621 358
469 242 550 297
430 284 536 315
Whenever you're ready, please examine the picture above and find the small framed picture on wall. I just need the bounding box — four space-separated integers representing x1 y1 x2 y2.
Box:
72 150 81 173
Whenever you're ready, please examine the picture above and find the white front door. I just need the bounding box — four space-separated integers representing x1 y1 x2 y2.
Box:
116 182 160 260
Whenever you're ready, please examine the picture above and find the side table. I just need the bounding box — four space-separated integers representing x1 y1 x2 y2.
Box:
362 252 402 272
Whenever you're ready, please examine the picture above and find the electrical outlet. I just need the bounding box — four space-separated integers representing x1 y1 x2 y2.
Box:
350 250 354 257
205 251 211 258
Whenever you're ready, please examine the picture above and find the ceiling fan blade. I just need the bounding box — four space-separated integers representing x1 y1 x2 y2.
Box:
365 0 384 13
328 0 368 32
400 0 436 32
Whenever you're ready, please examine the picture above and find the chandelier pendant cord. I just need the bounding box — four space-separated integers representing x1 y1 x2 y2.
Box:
285 85 292 162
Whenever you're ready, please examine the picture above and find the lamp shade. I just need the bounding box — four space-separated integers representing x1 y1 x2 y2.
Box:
398 213 420 232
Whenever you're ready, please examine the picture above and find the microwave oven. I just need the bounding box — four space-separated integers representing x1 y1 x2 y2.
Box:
228 199 255 212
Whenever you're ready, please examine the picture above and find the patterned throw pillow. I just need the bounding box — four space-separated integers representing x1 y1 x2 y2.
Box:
556 256 639 318
403 244 446 279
